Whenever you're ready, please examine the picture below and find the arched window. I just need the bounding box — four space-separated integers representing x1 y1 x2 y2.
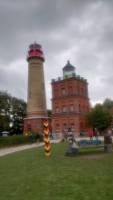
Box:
55 107 60 113
70 104 74 112
55 123 60 132
70 123 75 132
62 88 66 95
62 106 67 112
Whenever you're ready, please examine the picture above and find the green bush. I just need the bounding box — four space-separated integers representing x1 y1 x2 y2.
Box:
0 135 38 148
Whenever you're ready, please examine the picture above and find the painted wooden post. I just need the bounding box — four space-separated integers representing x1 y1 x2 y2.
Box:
43 119 51 156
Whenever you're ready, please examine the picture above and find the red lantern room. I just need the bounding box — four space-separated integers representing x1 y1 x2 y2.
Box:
27 42 45 62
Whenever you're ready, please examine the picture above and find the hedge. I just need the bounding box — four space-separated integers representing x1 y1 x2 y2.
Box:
0 135 39 149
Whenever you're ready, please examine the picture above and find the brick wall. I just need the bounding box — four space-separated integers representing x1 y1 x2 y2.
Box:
51 77 90 136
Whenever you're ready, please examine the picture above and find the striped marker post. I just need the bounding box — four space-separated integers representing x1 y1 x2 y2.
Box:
43 119 51 156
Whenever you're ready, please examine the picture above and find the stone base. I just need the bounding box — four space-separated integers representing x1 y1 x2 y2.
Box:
65 147 79 156
24 116 49 135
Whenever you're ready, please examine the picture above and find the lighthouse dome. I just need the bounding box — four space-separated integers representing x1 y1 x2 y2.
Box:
27 42 45 62
63 60 75 77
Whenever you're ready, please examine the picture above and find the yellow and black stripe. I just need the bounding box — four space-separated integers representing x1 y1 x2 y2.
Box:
43 120 51 156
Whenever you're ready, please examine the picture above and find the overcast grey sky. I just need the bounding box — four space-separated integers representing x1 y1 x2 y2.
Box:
0 0 113 108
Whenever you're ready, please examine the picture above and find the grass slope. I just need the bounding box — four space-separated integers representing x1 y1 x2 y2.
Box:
0 143 113 200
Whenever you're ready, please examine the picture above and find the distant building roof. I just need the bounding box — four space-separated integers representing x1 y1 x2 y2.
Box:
29 42 41 50
63 60 75 72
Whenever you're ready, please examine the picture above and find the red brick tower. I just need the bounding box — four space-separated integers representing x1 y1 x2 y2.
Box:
51 61 90 137
24 43 47 134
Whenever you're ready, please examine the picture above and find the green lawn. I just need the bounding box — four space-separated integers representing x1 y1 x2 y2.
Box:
0 143 113 200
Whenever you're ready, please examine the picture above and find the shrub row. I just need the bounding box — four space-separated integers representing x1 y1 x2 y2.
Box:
0 135 40 148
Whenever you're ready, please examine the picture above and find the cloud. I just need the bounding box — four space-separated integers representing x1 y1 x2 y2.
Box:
0 59 27 100
0 0 113 109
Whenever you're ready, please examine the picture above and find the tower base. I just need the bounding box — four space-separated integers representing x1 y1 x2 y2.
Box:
24 116 49 135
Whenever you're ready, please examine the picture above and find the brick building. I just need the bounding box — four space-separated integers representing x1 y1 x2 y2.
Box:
51 61 90 137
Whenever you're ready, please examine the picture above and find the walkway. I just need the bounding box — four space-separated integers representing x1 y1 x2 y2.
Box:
0 139 61 157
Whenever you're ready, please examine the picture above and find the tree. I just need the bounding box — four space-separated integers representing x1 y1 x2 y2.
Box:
0 91 26 134
86 104 112 134
10 97 26 135
0 91 11 132
0 115 10 133
103 98 113 110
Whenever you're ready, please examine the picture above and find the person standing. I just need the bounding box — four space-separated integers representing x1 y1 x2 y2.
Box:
65 128 79 156
88 129 93 140
104 129 112 153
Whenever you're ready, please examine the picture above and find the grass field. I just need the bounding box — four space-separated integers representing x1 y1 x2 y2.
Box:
0 142 113 200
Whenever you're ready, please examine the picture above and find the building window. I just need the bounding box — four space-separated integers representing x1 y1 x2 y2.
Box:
55 107 60 113
70 123 75 132
68 86 73 94
62 88 66 95
54 89 59 97
62 124 68 136
80 122 84 129
70 104 74 112
63 123 67 127
62 106 67 112
79 87 82 95
79 104 81 112
55 123 60 132
78 86 80 95
81 88 83 95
